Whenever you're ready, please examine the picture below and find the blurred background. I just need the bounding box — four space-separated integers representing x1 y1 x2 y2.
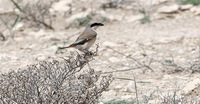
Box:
0 0 200 103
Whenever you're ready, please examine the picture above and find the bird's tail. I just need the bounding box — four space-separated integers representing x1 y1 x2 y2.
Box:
58 45 74 49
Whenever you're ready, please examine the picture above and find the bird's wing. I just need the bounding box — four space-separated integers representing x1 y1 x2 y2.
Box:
70 34 96 46
76 30 97 41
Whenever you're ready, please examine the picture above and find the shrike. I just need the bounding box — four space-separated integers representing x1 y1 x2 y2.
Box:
59 22 104 52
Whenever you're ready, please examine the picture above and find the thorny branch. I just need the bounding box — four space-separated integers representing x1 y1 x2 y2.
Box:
106 46 154 72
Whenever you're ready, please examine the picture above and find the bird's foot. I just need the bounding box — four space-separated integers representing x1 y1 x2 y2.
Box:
84 51 93 55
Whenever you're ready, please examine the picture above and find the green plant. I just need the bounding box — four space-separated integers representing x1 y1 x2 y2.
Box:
176 0 200 5
139 8 151 24
105 99 136 104
75 14 93 27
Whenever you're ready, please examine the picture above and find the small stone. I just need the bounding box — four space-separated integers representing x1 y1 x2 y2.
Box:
153 13 165 20
158 5 179 14
98 102 104 104
51 0 71 13
180 4 193 10
125 82 135 92
190 6 200 15
36 55 46 61
13 22 24 31
114 85 123 90
152 0 167 5
182 78 200 95
106 14 124 21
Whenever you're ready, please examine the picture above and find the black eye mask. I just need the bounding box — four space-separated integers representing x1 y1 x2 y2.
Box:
90 23 104 27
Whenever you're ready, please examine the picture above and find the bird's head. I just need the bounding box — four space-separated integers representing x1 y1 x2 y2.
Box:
89 22 104 30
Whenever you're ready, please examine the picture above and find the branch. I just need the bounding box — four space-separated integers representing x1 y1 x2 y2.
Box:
106 46 154 72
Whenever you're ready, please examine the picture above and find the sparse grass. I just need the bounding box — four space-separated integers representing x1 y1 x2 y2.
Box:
139 8 151 24
160 91 199 104
74 14 109 28
103 91 200 104
0 15 18 39
10 0 54 30
106 77 153 104
75 14 93 27
0 0 56 40
176 0 200 5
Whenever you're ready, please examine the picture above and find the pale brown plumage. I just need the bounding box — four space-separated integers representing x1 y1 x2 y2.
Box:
59 22 104 52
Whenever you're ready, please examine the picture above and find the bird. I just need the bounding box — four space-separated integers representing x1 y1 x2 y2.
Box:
59 22 104 53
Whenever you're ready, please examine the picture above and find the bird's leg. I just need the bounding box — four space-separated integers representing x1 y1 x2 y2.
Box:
83 50 93 56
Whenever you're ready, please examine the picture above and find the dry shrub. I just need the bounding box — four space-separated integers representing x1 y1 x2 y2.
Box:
0 53 113 104
0 0 56 40
160 92 199 104
15 0 55 29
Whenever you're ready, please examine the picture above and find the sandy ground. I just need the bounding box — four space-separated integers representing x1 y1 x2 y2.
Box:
0 0 200 102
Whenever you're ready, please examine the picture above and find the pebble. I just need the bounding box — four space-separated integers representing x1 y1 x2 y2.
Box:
190 6 200 15
182 78 200 95
36 55 46 61
180 4 193 10
114 85 123 90
158 5 179 13
51 0 72 13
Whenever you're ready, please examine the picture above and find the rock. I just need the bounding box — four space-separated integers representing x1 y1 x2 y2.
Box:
153 13 166 20
180 4 193 11
36 55 46 61
190 6 200 15
114 85 123 90
182 78 200 95
125 82 135 92
13 22 24 31
51 0 72 13
158 5 179 14
152 0 167 5
159 0 168 3
108 57 120 63
98 10 124 21
107 14 123 21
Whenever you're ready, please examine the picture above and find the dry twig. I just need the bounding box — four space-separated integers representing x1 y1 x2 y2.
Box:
106 46 154 72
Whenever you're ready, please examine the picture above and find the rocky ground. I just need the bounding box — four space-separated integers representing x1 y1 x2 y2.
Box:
0 0 200 103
